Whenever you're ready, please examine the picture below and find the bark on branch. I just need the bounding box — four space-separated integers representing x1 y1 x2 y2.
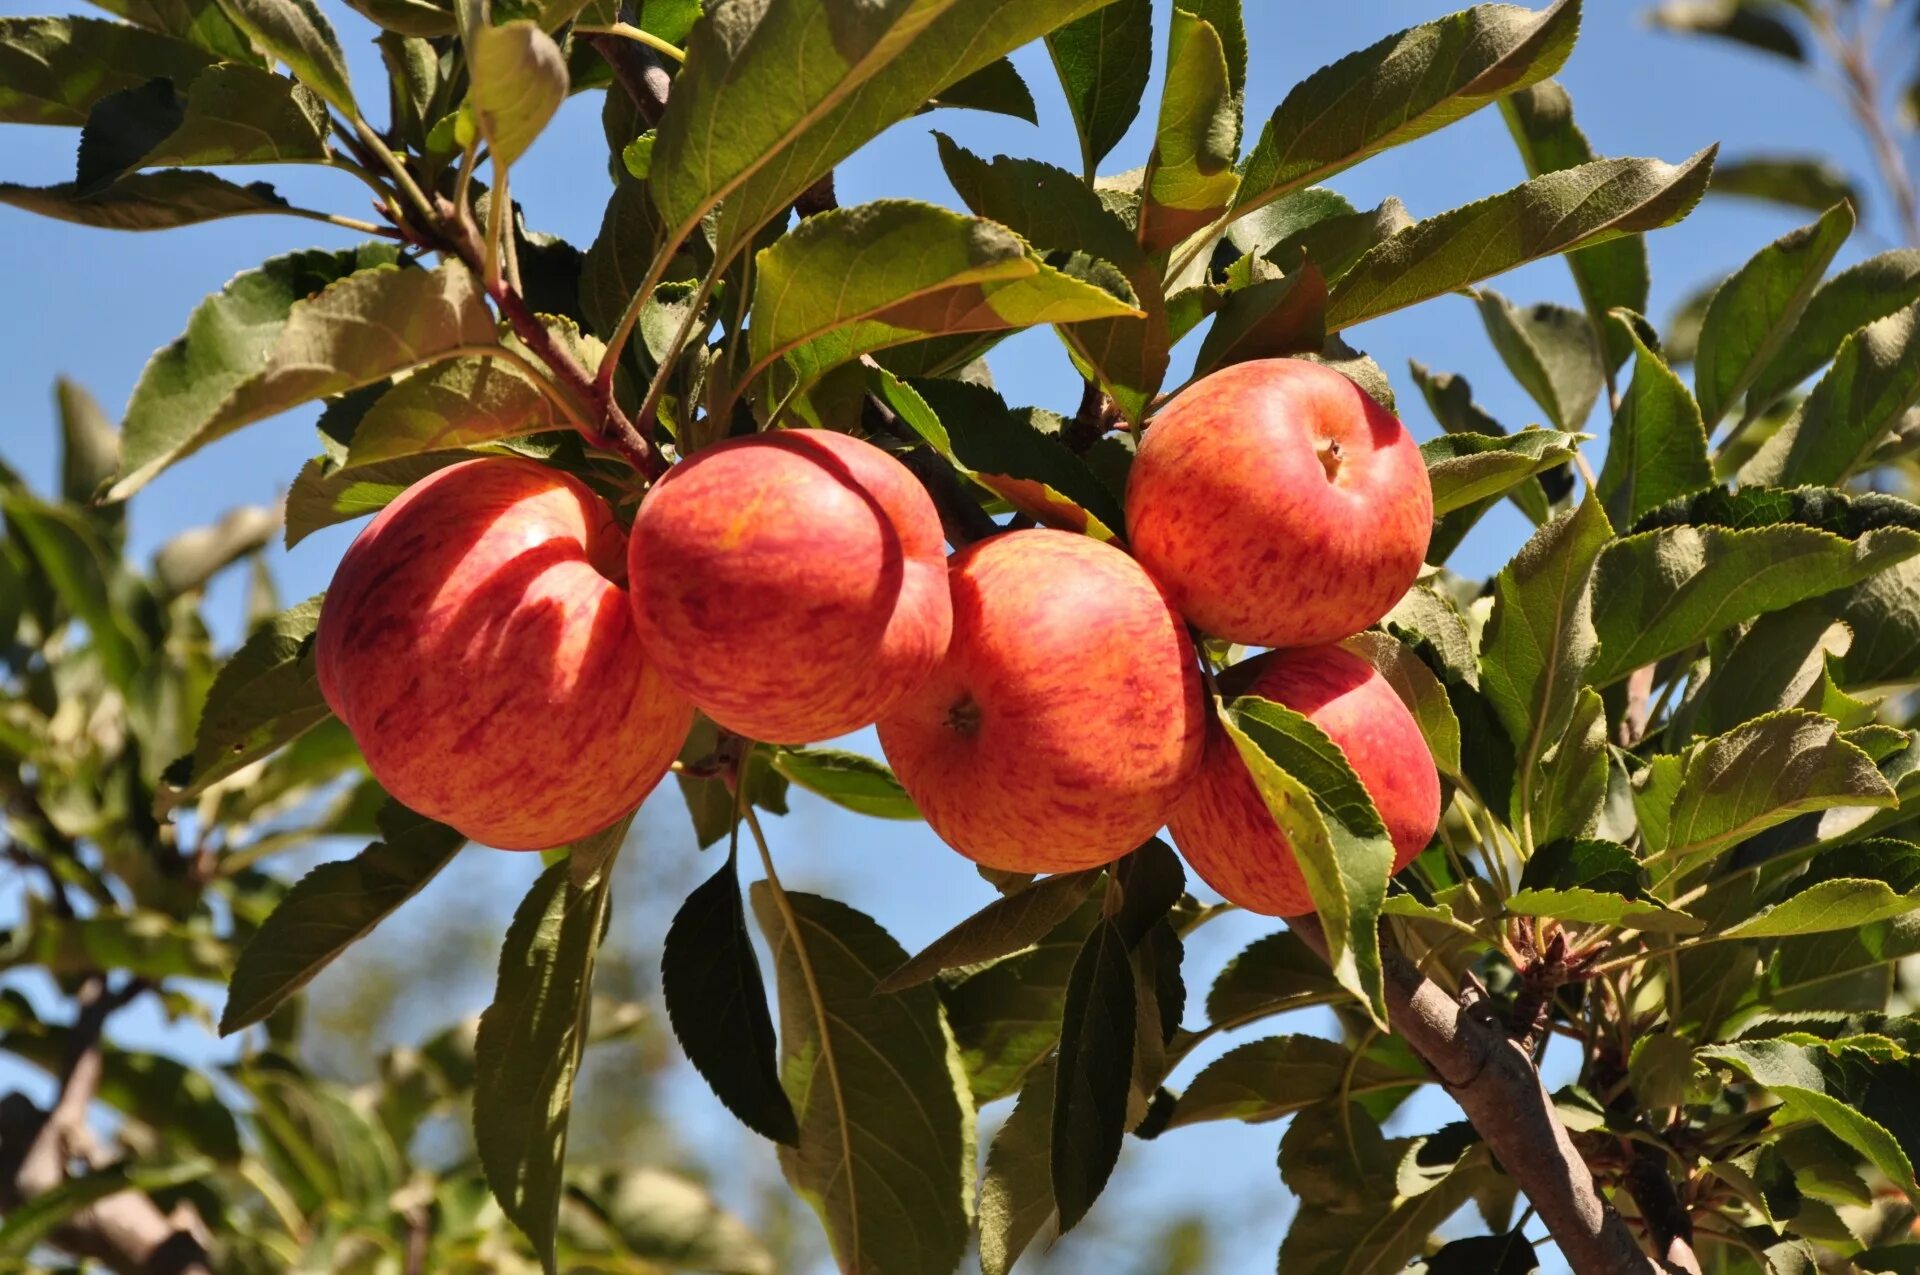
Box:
1289 916 1664 1275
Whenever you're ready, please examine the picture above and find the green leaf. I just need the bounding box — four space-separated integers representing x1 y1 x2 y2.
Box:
345 0 456 35
1192 259 1327 377
1701 1039 1920 1198
115 259 495 498
1138 6 1240 254
151 503 277 599
0 169 295 229
1339 630 1463 782
476 855 618 1272
86 0 255 58
1589 490 1920 685
220 803 463 1033
744 199 1137 409
1279 1151 1489 1275
1741 304 1920 489
564 1167 775 1275
1479 496 1612 785
1694 202 1853 431
662 849 797 1146
0 15 215 125
1500 77 1649 372
770 747 917 821
54 378 119 509
1527 686 1608 846
1684 604 1852 741
1233 0 1580 221
1420 428 1579 518
1474 290 1603 432
1721 840 1920 938
879 869 1100 992
751 885 973 1275
933 136 1166 421
0 492 150 690
78 65 330 189
1707 153 1858 214
1507 838 1700 931
284 449 479 547
466 19 566 168
1326 150 1715 332
1648 710 1896 865
1220 697 1393 1026
1 1026 240 1162
650 0 1119 258
0 1157 213 1258
342 356 559 465
1835 556 1920 687
979 1060 1055 1275
1649 1 1805 62
1045 0 1150 177
218 0 354 113
1747 249 1920 415
1597 311 1712 529
1166 1034 1422 1128
923 55 1034 122
1050 916 1134 1233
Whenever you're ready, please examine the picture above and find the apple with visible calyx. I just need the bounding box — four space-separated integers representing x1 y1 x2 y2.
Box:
1169 644 1440 917
877 529 1205 873
317 457 692 850
627 429 952 745
1126 358 1432 648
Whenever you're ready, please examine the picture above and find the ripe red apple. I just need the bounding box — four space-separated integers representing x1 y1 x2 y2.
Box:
1169 645 1441 916
876 529 1206 873
626 429 951 744
1125 358 1432 648
316 458 692 850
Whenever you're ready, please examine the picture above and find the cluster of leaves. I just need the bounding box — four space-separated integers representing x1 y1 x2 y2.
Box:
4 0 1920 1272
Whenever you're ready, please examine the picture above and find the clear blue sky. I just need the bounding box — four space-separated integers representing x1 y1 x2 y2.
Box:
0 1 1883 1270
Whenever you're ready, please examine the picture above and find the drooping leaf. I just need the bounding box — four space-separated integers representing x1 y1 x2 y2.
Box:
1741 304 1920 489
54 377 118 510
1474 290 1603 433
220 803 465 1034
1693 202 1852 431
1232 0 1580 220
1204 929 1346 1029
1648 0 1805 63
1050 916 1135 1233
661 849 797 1145
979 1060 1055 1275
0 169 295 230
217 0 355 113
1166 1034 1423 1128
1526 686 1607 847
115 259 495 498
0 15 216 125
751 885 973 1275
1835 557 1920 688
1597 312 1711 529
1192 258 1326 377
77 65 330 189
1045 0 1151 177
465 18 566 168
1324 150 1716 332
880 868 1100 992
1747 249 1920 415
923 55 1036 123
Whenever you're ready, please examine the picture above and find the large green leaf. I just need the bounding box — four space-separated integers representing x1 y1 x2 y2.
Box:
1506 837 1699 931
218 0 354 113
1166 1034 1423 1128
1220 696 1393 1026
1596 313 1711 530
1747 249 1920 416
285 449 483 546
1648 0 1804 62
1645 711 1896 866
1474 290 1602 432
979 1061 1055 1275
76 65 329 189
86 0 256 58
1836 557 1920 687
0 15 216 124
880 868 1100 992
751 885 973 1275
1324 150 1716 332
1 492 150 690
342 355 560 465
1045 0 1150 177
115 259 495 497
220 803 465 1033
650 0 1116 259
1421 429 1578 519
1204 930 1346 1029
1049 916 1134 1233
1341 630 1463 782
771 747 918 820
0 169 296 229
1693 202 1852 431
1740 304 1920 489
744 199 1136 409
564 1167 776 1275
476 854 619 1272
1233 0 1580 221
466 18 566 168
1721 840 1920 938
1499 77 1648 371
1588 489 1920 685
1138 5 1240 254
1526 686 1607 847
1191 258 1326 378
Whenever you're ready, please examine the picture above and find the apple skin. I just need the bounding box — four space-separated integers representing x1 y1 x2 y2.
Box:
876 529 1206 873
626 429 951 745
1125 358 1432 648
316 458 692 850
1168 645 1440 917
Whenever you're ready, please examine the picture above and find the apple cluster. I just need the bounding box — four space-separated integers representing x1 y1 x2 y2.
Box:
315 359 1442 917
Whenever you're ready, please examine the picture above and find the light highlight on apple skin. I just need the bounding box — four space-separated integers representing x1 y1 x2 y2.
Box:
1125 358 1433 648
1169 645 1441 917
877 529 1206 874
316 457 692 850
626 430 952 745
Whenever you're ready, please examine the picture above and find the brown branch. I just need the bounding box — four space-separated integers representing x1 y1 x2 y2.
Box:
587 33 671 126
0 978 211 1275
1623 1141 1703 1275
1289 916 1664 1275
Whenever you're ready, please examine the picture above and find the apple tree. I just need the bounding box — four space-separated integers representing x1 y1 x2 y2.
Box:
2 0 1920 1273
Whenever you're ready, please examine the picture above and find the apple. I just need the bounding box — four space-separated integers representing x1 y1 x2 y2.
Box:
626 429 951 744
1125 358 1432 648
876 529 1205 873
1168 644 1441 917
316 457 692 850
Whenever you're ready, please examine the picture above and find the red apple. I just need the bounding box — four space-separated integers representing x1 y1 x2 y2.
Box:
1169 645 1441 917
626 429 951 744
1125 358 1432 647
316 458 692 850
877 529 1205 873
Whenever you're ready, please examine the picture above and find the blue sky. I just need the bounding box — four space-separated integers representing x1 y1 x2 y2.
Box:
0 1 1888 1270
